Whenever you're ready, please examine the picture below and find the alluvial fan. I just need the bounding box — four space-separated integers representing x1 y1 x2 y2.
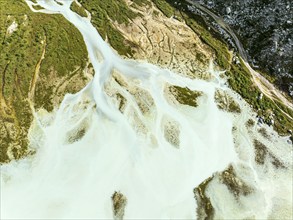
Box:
1 0 292 219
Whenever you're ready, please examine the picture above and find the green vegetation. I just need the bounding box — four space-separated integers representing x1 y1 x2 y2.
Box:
32 5 44 10
157 0 292 138
151 0 175 18
70 1 87 18
151 0 185 22
131 0 151 8
54 0 63 6
77 0 141 56
186 16 231 69
74 0 292 138
169 85 203 107
227 59 293 136
153 0 231 69
0 0 88 162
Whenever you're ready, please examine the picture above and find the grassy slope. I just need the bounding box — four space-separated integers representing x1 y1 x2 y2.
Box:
77 0 140 57
70 1 87 18
0 0 88 162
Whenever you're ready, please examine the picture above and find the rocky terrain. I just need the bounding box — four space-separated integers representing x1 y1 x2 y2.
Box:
190 0 293 97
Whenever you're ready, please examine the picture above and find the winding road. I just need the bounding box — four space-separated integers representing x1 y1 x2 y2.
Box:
186 0 293 111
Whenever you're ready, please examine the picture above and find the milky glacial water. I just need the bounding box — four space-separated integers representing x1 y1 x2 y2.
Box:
1 0 292 219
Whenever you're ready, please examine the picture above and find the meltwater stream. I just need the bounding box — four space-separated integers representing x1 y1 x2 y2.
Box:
2 0 291 219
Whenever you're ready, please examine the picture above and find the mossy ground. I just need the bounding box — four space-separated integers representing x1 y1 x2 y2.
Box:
0 0 88 162
70 1 87 18
32 5 44 10
169 86 203 107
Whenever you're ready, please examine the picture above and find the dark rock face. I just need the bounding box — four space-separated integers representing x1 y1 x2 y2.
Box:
194 0 293 96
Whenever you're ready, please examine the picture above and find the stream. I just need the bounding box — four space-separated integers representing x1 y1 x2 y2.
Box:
1 0 292 219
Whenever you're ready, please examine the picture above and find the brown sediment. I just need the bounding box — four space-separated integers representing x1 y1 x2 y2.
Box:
194 176 215 220
214 89 241 113
112 191 127 220
246 119 255 128
113 1 214 79
258 128 271 140
112 70 155 115
253 139 286 169
163 117 180 148
28 34 47 103
220 165 253 198
253 139 268 165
